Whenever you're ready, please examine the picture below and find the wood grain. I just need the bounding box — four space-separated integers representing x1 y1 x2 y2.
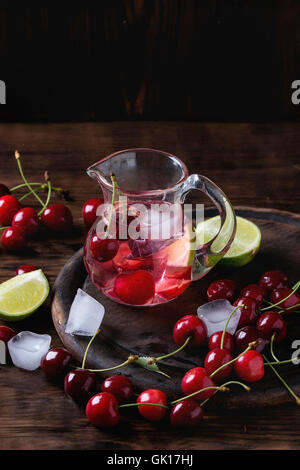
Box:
0 122 300 449
0 1 300 122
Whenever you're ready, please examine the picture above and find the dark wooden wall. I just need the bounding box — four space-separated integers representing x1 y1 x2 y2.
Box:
0 1 300 122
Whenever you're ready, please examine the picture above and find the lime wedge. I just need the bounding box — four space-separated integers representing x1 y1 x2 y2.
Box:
163 224 196 268
196 216 261 268
0 269 50 321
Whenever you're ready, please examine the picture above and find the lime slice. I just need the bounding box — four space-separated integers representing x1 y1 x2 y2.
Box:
163 224 196 268
196 216 261 268
0 269 50 321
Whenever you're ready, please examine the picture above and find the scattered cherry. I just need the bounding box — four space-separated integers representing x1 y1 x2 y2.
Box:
207 279 236 302
82 198 104 227
181 367 216 402
234 297 260 327
173 314 207 348
89 234 119 262
234 350 264 382
12 207 39 236
16 264 38 275
0 195 22 226
170 398 203 428
101 375 134 404
137 389 168 422
259 270 288 293
41 203 73 232
1 226 27 251
0 325 16 349
240 284 265 306
208 331 234 353
41 347 72 380
235 325 268 353
256 311 287 343
270 288 300 314
114 270 156 305
204 348 233 383
64 369 97 403
86 392 120 428
0 183 10 197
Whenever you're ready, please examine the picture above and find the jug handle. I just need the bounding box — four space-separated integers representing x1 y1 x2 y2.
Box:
179 174 236 280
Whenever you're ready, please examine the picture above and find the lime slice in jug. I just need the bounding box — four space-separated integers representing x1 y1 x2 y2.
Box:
196 216 261 268
0 269 50 321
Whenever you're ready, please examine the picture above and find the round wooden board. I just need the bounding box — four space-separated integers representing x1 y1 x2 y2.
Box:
52 207 300 409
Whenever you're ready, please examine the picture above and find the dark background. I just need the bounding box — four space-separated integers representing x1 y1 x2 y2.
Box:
0 0 299 122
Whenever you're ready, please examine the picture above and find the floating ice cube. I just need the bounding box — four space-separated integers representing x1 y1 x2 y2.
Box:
197 299 241 337
7 331 51 371
65 288 105 337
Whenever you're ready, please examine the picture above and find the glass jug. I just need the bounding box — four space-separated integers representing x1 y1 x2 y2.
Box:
84 149 236 306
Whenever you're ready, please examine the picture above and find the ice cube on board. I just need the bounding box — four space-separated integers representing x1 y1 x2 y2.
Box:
65 288 105 337
197 299 241 337
8 331 51 371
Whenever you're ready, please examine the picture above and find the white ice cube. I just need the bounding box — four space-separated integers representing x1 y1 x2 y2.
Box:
8 331 51 371
197 299 241 337
65 288 105 337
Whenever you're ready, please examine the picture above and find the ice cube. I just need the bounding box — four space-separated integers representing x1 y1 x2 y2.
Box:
7 331 51 371
197 299 241 337
65 288 105 337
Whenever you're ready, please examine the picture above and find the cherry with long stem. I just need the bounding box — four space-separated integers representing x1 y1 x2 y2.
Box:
261 281 300 312
14 151 47 210
209 341 257 380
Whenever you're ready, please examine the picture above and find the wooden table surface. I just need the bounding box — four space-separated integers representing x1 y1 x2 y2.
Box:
0 121 300 450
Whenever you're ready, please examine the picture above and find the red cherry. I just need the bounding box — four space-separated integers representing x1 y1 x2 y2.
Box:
235 325 268 353
173 315 207 348
90 234 119 262
240 284 265 306
234 350 264 382
170 398 203 427
1 226 27 251
204 348 233 383
259 270 288 293
207 279 236 302
137 389 168 422
41 203 73 232
0 184 10 197
86 392 120 428
0 325 16 349
41 348 72 380
233 297 260 327
101 375 134 404
270 288 300 314
208 331 234 353
12 207 39 236
256 311 287 343
114 270 155 305
64 369 97 403
181 367 216 402
82 198 104 227
16 264 38 275
0 195 22 226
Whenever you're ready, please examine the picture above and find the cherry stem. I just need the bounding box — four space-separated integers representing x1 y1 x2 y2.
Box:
209 342 257 379
221 305 244 349
87 358 134 373
270 333 280 363
199 380 250 406
119 402 169 410
170 386 228 405
38 180 52 216
154 336 191 362
261 281 300 312
14 151 47 210
263 354 300 404
0 226 8 231
19 185 44 202
278 302 300 314
104 174 117 239
264 358 296 366
10 182 43 191
81 329 100 369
